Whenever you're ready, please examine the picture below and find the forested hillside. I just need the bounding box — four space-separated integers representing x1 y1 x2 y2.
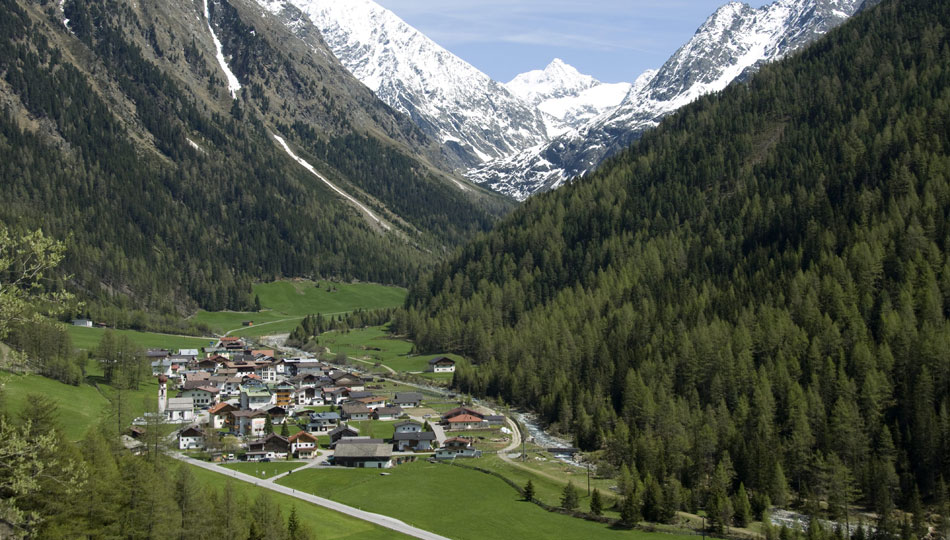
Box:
399 0 950 526
0 0 507 315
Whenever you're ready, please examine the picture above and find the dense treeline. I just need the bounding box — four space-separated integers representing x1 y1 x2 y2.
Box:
6 320 86 385
0 0 500 317
286 308 395 349
398 0 950 530
0 399 312 539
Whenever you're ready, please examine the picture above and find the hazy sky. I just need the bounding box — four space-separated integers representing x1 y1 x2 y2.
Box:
374 0 770 84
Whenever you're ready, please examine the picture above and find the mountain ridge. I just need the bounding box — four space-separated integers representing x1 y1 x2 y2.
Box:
468 0 865 200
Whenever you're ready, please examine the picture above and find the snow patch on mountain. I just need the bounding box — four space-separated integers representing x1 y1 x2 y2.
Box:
469 0 865 200
273 134 392 231
204 0 242 98
506 58 632 136
263 0 548 166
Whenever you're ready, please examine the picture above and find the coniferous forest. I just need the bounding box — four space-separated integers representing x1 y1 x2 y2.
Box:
397 0 950 526
0 0 507 316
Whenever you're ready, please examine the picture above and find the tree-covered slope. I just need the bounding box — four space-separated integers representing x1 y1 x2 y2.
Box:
400 0 950 521
0 0 507 314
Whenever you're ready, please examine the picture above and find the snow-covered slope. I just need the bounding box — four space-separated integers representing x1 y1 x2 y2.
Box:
470 0 865 200
258 0 548 166
506 58 632 137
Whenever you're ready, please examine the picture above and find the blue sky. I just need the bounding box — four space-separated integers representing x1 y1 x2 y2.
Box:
375 0 769 84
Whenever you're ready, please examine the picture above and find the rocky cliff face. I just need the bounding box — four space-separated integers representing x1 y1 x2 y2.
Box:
468 0 865 200
264 0 549 168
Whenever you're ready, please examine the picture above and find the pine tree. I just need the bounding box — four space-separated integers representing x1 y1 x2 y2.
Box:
523 480 535 501
734 483 752 527
264 415 273 435
254 294 262 312
590 488 603 516
620 492 641 528
561 481 579 511
280 421 290 438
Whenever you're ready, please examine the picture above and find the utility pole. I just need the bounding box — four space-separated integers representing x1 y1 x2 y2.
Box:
587 462 591 496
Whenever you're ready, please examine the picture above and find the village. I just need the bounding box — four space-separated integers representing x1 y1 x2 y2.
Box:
134 336 515 470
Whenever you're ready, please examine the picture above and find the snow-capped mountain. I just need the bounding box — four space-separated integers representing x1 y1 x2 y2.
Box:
469 0 866 200
257 0 548 167
506 59 632 137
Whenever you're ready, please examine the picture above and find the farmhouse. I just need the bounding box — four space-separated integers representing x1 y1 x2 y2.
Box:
435 437 481 459
372 406 403 421
329 424 360 446
178 426 206 450
391 392 423 408
247 433 291 460
354 396 388 409
341 403 371 421
393 431 437 452
289 431 318 459
307 412 341 433
445 414 485 430
333 442 393 469
394 420 423 434
427 357 455 373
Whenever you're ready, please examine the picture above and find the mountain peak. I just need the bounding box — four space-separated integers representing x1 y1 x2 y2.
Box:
506 58 600 107
268 0 548 166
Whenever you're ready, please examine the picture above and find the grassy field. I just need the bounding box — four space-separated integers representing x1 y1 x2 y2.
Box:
221 461 308 479
66 325 213 352
278 461 696 540
1 370 159 440
187 465 406 539
320 326 464 375
191 281 407 337
346 420 397 441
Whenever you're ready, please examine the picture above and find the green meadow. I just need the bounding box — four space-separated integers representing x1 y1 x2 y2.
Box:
319 326 464 375
187 465 406 539
277 461 696 540
0 370 159 440
66 325 213 351
191 281 407 337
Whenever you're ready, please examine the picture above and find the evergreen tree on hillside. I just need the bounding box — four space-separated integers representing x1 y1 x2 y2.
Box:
399 0 950 515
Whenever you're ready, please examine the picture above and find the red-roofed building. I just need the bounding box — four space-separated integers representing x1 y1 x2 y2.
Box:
445 414 485 430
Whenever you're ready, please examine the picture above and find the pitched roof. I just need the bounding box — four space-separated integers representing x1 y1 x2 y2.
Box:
208 402 235 415
167 397 194 410
179 426 205 437
374 406 403 416
333 442 392 459
289 431 318 443
341 404 371 415
428 356 455 365
444 437 474 445
394 420 422 428
329 424 359 436
393 392 423 403
446 414 483 424
393 431 437 441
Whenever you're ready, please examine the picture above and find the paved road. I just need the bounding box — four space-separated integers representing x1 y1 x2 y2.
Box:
172 453 450 540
